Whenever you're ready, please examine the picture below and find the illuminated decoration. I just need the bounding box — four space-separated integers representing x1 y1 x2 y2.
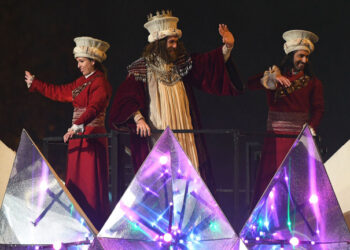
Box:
0 130 96 249
240 125 350 249
97 127 246 249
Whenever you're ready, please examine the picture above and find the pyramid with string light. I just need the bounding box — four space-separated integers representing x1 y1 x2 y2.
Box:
0 130 96 249
96 127 246 249
240 125 350 249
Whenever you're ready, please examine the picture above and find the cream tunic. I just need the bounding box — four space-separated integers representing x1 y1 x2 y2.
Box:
133 45 232 173
147 60 199 171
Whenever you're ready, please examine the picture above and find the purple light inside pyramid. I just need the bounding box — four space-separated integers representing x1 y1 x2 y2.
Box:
307 131 324 238
53 241 62 249
289 236 299 246
239 126 350 248
37 159 50 208
39 180 48 191
163 233 172 242
159 155 168 165
97 128 240 248
309 194 319 204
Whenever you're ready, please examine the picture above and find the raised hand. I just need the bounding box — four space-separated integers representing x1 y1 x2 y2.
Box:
24 71 35 88
218 24 234 48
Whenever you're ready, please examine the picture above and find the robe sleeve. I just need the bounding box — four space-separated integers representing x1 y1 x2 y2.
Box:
309 78 324 130
29 78 75 102
74 77 111 126
109 75 147 129
108 75 150 172
185 46 243 95
246 72 264 90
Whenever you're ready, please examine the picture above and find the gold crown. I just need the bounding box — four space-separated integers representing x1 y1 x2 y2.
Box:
147 10 173 21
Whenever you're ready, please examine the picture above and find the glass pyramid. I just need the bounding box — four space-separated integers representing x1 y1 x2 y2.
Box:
0 130 96 249
240 125 350 249
98 127 244 249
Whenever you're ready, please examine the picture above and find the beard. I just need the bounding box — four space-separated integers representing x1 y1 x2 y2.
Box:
293 61 307 72
164 47 181 63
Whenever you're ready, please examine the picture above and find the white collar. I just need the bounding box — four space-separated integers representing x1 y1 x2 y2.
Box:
85 71 95 79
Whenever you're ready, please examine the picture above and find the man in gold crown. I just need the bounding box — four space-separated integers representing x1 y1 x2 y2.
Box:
247 30 325 208
109 10 243 190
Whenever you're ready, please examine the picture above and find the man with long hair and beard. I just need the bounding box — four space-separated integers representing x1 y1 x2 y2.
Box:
109 10 243 192
247 30 325 209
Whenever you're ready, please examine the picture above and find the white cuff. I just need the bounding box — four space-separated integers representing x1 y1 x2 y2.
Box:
70 124 84 133
133 110 144 123
261 65 281 90
222 44 233 63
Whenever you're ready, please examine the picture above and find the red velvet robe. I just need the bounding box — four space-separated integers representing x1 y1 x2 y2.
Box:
29 70 112 230
247 70 324 208
109 47 242 192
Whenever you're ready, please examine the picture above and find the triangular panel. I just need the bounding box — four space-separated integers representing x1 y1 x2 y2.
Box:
0 140 16 208
99 127 241 249
240 125 350 249
0 130 96 248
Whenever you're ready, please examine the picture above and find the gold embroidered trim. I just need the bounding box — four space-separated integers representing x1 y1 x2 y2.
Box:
275 75 310 100
72 76 102 99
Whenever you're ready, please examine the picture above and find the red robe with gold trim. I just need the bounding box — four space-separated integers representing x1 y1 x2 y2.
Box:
248 70 324 208
29 70 111 230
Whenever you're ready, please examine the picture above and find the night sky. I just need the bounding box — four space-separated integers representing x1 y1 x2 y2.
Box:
1 0 350 228
2 0 349 156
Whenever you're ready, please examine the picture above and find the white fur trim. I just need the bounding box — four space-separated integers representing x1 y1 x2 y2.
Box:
261 65 281 90
71 124 84 133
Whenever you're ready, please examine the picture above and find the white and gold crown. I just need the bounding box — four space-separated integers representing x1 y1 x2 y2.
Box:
283 30 319 55
73 36 110 62
144 10 182 43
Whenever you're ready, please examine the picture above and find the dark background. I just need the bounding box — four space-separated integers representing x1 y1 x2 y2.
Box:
1 0 349 231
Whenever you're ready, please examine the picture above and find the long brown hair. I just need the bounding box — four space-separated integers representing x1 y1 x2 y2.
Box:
142 37 187 64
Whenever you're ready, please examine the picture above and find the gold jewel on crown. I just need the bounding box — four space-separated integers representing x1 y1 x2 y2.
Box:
147 10 173 21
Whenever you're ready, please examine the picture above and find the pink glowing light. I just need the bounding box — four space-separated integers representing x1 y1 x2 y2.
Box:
53 242 62 250
159 156 168 165
163 233 172 242
289 237 299 246
311 241 315 245
39 181 48 191
309 194 319 204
